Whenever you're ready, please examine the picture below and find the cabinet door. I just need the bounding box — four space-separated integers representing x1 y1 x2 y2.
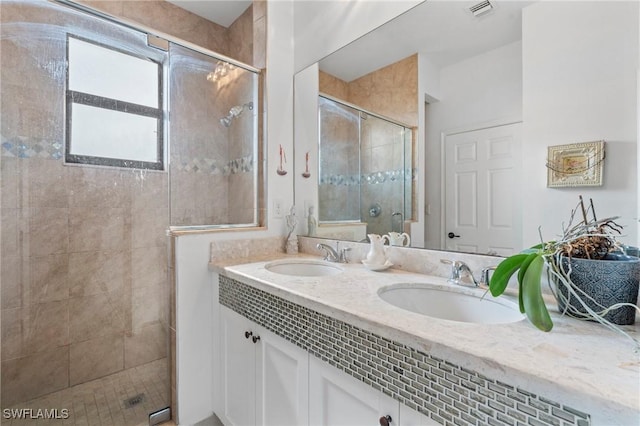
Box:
399 404 440 426
309 356 398 426
255 327 309 426
219 306 257 426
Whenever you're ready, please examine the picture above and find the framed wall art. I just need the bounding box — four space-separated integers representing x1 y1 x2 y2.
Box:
546 140 605 188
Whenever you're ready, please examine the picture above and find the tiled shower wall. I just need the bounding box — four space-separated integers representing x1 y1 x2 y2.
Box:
319 55 418 235
319 54 418 128
318 100 361 222
0 0 261 408
169 3 264 226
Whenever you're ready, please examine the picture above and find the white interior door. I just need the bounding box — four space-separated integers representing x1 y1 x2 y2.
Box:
444 123 522 256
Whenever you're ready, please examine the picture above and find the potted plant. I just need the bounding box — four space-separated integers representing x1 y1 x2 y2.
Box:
489 197 640 341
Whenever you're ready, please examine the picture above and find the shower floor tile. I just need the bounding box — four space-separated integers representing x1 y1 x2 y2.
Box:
2 359 170 426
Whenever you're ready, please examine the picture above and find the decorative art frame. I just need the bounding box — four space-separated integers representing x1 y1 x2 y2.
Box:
546 140 605 188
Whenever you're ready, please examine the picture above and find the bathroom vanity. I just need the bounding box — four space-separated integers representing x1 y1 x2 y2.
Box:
208 244 640 426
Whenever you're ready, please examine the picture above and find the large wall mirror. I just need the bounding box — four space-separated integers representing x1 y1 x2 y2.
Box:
294 0 639 256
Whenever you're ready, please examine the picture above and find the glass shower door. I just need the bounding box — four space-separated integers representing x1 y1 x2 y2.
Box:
1 1 170 424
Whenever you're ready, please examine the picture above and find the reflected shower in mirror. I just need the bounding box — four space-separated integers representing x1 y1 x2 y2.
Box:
318 95 413 241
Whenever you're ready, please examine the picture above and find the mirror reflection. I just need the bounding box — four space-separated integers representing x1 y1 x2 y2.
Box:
298 0 638 255
318 95 413 241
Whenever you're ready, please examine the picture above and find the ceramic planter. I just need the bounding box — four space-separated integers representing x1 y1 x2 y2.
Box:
556 254 640 325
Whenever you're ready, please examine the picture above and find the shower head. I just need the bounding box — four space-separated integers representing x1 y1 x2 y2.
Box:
220 116 232 127
219 102 254 127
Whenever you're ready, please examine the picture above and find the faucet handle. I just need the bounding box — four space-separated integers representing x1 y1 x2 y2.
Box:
481 266 497 287
339 247 351 263
440 259 460 281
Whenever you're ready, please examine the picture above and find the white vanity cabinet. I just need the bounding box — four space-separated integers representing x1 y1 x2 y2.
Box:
218 306 309 426
308 355 399 426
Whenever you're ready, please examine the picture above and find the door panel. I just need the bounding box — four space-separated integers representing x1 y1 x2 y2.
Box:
220 307 255 426
444 123 522 255
309 357 397 426
257 327 309 426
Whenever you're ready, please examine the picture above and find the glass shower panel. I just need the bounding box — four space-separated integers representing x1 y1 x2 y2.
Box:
318 96 361 222
169 45 259 227
1 0 170 422
360 114 406 236
318 96 413 237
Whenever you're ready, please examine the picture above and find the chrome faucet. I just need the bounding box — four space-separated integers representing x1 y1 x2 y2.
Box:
317 243 350 263
480 265 497 287
440 259 478 287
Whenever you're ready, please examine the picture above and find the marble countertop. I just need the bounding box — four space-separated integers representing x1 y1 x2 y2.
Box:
214 255 640 424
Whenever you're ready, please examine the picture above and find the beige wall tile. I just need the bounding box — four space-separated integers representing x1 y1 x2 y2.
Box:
124 323 167 369
21 300 70 355
131 285 163 331
253 15 266 69
77 0 124 16
2 307 23 360
131 171 168 213
25 158 69 209
68 207 127 253
121 1 228 54
1 157 19 209
28 254 69 303
1 255 22 309
67 167 131 209
28 207 69 257
132 208 169 249
131 246 167 289
1 346 69 406
69 292 124 343
228 5 253 65
69 332 123 386
68 250 127 298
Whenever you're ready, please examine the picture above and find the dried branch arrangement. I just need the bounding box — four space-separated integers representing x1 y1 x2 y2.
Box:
557 196 622 260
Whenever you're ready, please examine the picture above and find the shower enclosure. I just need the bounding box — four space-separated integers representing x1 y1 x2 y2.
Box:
0 0 260 424
318 95 413 237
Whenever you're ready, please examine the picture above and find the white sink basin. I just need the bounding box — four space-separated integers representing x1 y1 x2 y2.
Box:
378 283 524 324
264 259 343 277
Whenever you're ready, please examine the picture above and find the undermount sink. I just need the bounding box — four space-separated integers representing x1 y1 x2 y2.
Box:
264 259 343 277
378 283 524 324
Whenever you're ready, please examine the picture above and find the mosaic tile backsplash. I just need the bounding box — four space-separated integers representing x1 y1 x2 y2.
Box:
219 276 591 426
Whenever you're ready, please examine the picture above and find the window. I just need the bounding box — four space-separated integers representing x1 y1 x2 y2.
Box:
66 35 163 170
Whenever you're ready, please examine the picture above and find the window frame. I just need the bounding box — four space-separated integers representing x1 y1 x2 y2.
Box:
65 34 164 170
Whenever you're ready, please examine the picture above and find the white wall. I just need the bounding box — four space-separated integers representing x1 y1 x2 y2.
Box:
422 41 523 250
293 0 422 72
293 63 320 235
522 1 639 246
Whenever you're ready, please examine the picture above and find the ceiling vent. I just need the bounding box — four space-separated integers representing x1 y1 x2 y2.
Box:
469 0 494 17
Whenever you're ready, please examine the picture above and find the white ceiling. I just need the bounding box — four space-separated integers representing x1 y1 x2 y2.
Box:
320 0 534 82
165 0 533 82
165 0 252 27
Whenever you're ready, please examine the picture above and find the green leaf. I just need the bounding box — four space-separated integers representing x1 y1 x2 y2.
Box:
517 253 539 285
517 253 539 313
518 278 525 313
489 254 529 297
522 255 553 332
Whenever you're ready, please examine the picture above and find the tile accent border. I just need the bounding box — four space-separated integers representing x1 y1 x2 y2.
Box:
220 276 591 426
319 168 418 186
